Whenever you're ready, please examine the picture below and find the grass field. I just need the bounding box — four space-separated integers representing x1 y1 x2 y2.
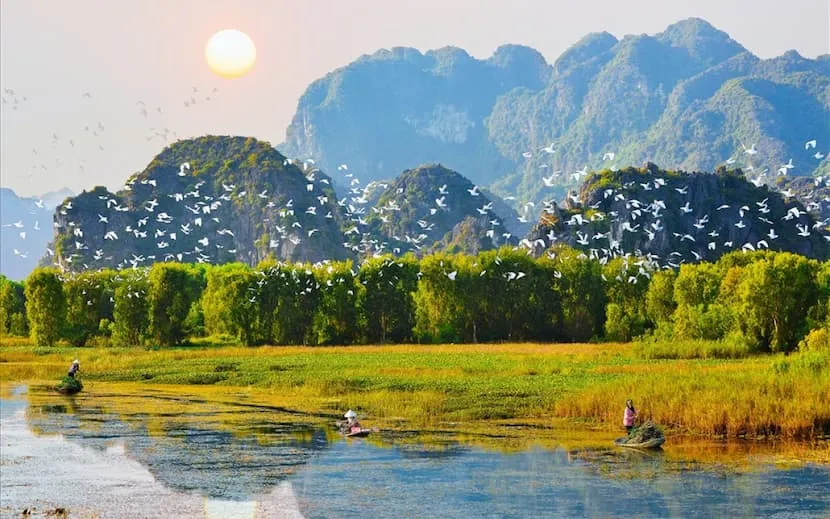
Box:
1 339 828 440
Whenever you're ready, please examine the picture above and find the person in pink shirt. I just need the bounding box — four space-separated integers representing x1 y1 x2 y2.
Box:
623 399 637 434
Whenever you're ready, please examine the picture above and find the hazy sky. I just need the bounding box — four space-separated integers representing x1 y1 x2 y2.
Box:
1 0 828 197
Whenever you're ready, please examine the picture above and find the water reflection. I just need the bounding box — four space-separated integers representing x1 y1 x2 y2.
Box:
23 389 332 501
2 386 829 519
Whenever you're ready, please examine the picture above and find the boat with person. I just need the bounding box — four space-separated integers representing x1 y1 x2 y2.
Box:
337 409 376 438
614 421 665 449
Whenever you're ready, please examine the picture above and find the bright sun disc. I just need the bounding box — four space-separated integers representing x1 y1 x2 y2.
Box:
205 29 256 78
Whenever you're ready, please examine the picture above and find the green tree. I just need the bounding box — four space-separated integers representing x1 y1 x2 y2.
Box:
272 264 320 345
0 276 27 337
672 262 731 340
645 269 676 326
731 252 819 352
202 263 251 337
551 247 605 342
147 263 202 346
602 258 651 341
357 255 419 343
112 270 149 347
24 268 66 346
808 260 830 329
63 270 115 346
475 248 559 341
313 261 359 345
413 253 479 343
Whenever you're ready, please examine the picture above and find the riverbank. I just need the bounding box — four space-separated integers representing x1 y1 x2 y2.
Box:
1 341 828 440
5 383 829 518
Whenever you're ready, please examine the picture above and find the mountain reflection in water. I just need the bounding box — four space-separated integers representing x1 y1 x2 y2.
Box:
2 386 828 519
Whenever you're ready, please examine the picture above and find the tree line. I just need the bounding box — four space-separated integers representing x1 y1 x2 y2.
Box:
1 248 828 353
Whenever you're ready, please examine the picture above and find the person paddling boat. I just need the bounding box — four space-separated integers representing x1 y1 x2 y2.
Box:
343 409 361 433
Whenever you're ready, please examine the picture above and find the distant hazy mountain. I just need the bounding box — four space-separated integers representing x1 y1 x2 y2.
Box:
1 187 72 281
280 44 550 186
40 187 75 209
281 18 829 205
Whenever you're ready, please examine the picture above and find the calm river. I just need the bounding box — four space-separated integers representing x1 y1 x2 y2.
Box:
1 385 828 518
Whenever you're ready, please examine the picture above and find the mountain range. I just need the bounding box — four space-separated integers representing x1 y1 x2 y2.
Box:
40 136 830 277
42 137 524 273
1 187 73 281
5 17 830 279
280 18 829 205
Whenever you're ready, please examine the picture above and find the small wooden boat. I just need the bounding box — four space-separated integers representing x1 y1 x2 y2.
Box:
345 428 371 438
614 436 665 449
56 377 83 395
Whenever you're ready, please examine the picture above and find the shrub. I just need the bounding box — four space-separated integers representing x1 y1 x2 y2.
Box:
799 327 830 353
635 337 751 360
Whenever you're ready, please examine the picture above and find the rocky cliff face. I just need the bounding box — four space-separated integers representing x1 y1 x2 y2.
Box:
776 176 830 223
486 19 829 204
279 18 828 206
349 164 521 256
46 136 352 272
527 164 829 265
42 138 536 274
280 44 550 185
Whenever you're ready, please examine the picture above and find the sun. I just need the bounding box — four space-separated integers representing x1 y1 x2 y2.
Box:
205 29 256 78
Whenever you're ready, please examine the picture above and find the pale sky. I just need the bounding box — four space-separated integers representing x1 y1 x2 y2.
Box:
1 0 828 197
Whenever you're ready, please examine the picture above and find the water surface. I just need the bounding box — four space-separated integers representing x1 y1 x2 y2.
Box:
1 385 827 518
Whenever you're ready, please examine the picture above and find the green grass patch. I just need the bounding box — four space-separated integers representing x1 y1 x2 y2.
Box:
1 342 827 439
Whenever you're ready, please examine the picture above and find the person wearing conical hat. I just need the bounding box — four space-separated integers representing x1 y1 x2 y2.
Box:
344 410 361 434
68 359 80 378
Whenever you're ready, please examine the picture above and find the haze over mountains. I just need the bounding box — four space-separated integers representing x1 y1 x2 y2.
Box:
280 18 829 204
0 187 73 281
3 17 830 280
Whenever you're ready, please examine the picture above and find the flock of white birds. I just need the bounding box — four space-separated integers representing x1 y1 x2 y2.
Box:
2 84 829 301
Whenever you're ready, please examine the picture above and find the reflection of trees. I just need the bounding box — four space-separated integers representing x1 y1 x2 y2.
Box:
394 442 469 461
25 391 333 500
17 390 830 517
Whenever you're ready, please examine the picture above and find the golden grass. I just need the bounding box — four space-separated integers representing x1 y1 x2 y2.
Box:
16 381 830 466
1 341 828 441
